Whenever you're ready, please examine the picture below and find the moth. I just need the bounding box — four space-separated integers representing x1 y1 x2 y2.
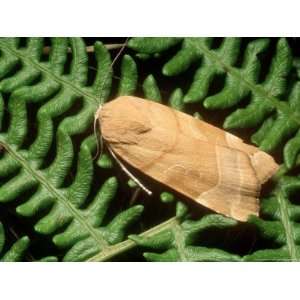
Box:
96 96 279 222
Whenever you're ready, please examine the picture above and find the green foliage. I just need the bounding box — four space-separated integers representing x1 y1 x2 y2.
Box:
0 38 143 261
128 37 300 262
1 37 300 261
130 202 240 262
129 37 300 170
244 175 300 261
128 38 181 54
0 222 29 261
0 222 56 261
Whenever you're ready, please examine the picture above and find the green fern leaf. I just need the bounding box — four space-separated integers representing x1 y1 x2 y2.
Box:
244 175 300 261
2 37 300 262
0 221 56 261
130 202 240 262
127 37 300 261
0 221 29 261
128 37 181 54
0 38 143 261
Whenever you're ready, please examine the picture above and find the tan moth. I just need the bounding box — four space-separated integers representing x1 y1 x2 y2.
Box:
95 96 278 222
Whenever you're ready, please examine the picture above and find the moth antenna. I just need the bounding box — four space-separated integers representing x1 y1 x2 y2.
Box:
93 38 129 161
92 38 152 195
93 104 104 160
106 143 152 196
98 37 129 105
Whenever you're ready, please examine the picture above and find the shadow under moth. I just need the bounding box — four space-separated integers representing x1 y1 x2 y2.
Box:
96 96 279 222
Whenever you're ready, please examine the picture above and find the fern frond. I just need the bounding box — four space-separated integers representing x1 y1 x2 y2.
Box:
0 221 29 261
0 221 56 261
284 131 300 169
128 37 300 261
129 202 240 262
0 38 144 261
2 37 300 262
128 38 181 54
244 175 300 261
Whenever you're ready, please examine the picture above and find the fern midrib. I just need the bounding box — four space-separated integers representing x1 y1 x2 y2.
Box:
193 40 300 126
173 224 187 261
0 40 100 107
88 216 179 262
277 188 298 260
0 139 109 249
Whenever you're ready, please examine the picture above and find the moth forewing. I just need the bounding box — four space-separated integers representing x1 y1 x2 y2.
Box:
98 96 279 222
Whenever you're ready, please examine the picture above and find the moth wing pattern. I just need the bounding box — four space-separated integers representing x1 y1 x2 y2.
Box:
100 96 279 221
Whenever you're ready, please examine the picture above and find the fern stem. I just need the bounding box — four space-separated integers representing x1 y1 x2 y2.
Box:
42 43 126 55
277 189 298 260
266 164 298 260
87 217 179 262
172 224 188 261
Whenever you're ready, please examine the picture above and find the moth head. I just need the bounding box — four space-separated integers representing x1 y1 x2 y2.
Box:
98 96 152 145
